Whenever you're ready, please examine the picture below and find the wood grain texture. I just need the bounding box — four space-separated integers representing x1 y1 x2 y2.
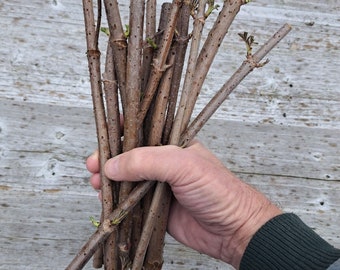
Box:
0 0 339 269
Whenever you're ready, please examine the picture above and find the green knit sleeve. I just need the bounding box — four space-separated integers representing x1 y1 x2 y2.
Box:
240 213 340 270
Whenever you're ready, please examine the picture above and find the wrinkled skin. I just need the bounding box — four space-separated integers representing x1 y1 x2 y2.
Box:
86 141 281 269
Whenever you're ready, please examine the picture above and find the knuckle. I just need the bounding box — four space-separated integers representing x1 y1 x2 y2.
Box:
124 148 146 176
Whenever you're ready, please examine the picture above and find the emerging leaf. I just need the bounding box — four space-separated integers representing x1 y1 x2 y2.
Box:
89 216 100 228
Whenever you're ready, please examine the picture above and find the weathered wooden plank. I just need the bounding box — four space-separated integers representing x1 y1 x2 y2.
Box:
201 119 339 181
1 1 339 127
1 100 338 190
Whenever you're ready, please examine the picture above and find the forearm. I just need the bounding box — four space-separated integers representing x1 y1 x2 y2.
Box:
240 213 340 270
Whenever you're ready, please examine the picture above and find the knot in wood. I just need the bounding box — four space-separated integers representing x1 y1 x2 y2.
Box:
246 55 269 69
87 49 100 57
195 16 206 24
152 59 172 72
109 38 127 48
175 34 191 45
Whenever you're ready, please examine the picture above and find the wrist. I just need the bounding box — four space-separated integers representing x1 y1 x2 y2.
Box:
220 186 282 269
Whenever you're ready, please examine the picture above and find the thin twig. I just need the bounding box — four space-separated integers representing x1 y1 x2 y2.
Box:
82 0 116 268
143 182 171 270
130 54 175 270
138 0 184 124
180 23 292 147
169 0 206 144
140 5 191 268
147 52 176 146
142 0 157 90
131 185 171 270
162 2 191 144
117 1 146 267
93 1 104 267
103 0 128 110
102 42 122 270
92 212 104 268
82 0 112 245
133 6 176 268
179 0 248 135
103 44 122 160
123 0 145 153
143 2 173 145
137 7 175 267
65 181 156 270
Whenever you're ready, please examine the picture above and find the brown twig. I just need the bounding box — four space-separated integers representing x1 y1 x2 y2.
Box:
103 0 128 110
179 0 248 135
139 5 191 268
162 2 191 144
82 0 115 268
102 42 122 270
180 23 292 147
136 7 175 268
132 5 176 268
103 44 122 160
143 182 171 270
123 0 145 154
169 0 206 144
92 213 104 268
142 0 157 90
138 0 183 124
142 2 173 145
65 181 156 270
93 1 104 268
147 52 176 146
131 184 171 270
82 0 111 246
117 1 146 267
130 53 175 270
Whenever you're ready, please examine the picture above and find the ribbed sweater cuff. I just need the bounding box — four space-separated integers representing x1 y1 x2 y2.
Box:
240 213 340 270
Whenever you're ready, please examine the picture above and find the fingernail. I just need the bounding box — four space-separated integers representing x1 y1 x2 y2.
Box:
93 150 99 158
88 150 99 161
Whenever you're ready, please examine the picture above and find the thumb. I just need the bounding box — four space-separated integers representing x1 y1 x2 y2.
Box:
104 145 189 184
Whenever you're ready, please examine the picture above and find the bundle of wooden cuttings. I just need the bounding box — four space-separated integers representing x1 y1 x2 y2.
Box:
66 0 291 269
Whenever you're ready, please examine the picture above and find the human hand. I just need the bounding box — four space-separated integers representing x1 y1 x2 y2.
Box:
86 141 282 269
